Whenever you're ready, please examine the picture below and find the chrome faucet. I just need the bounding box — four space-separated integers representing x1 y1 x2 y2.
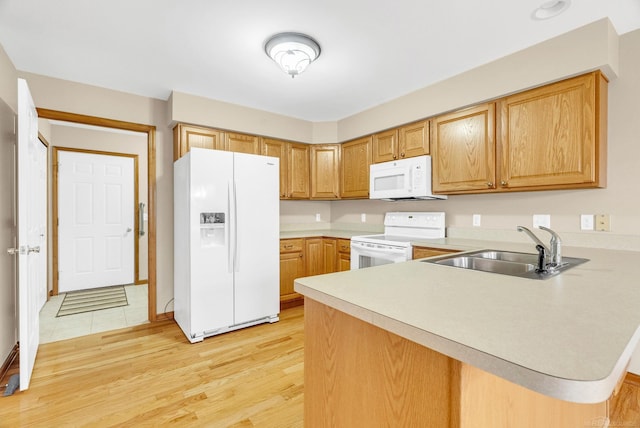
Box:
538 226 562 267
517 225 563 271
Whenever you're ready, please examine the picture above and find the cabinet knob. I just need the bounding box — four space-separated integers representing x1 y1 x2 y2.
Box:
487 182 494 187
393 154 397 159
501 181 507 187
400 152 405 158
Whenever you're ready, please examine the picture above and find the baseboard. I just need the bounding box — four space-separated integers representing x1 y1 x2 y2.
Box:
0 343 19 388
155 311 174 321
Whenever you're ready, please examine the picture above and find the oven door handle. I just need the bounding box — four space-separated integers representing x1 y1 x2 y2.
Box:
351 242 409 257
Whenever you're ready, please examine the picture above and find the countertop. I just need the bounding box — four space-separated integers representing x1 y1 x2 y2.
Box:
294 238 640 404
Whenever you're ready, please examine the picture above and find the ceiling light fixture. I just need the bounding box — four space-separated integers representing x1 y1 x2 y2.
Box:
532 0 571 20
264 32 321 78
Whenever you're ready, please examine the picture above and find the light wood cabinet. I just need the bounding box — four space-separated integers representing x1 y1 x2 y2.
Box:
305 238 324 277
310 145 340 199
432 103 497 193
322 238 337 274
372 121 429 163
223 132 260 154
173 123 223 161
261 138 288 198
337 239 351 272
288 143 310 199
279 239 305 308
412 246 459 259
399 120 430 158
340 137 372 198
498 71 607 191
372 129 398 163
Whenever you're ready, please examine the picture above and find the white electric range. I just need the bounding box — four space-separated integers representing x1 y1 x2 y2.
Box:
350 212 446 269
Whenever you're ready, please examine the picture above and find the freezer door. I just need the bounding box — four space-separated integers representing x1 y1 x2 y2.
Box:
232 152 280 323
189 148 235 334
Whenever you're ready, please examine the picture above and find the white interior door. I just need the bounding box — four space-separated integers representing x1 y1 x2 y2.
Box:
17 78 46 391
58 151 134 292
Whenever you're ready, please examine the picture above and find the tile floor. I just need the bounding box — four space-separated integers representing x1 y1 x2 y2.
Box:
39 284 149 344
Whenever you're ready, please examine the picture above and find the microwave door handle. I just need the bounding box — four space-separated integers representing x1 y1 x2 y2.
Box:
406 167 412 192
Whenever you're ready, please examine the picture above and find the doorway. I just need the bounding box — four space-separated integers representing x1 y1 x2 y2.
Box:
37 108 157 325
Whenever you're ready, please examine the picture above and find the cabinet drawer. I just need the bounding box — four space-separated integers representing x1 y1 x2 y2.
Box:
337 239 351 254
280 238 305 253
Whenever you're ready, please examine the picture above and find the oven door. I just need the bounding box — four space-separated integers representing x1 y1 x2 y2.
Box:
350 241 411 270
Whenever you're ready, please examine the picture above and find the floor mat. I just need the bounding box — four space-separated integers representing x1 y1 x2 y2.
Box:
56 285 128 317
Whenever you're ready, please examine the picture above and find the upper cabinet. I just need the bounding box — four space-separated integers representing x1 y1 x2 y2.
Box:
432 103 496 193
399 120 430 158
341 136 372 198
372 120 429 163
498 71 607 191
433 71 607 194
288 143 311 199
261 138 289 199
372 129 398 163
223 132 260 154
310 144 340 200
173 124 223 161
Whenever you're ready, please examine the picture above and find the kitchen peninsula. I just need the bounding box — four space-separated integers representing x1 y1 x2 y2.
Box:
295 239 640 427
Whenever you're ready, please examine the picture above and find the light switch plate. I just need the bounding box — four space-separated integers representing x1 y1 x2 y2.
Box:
580 214 594 231
533 214 551 229
315 213 321 222
595 214 610 232
472 214 481 227
361 213 366 223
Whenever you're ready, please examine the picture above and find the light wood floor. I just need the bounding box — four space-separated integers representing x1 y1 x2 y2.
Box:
2 303 640 427
0 306 304 427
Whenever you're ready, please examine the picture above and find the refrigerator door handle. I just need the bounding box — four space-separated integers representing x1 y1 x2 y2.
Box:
233 180 238 273
228 180 233 274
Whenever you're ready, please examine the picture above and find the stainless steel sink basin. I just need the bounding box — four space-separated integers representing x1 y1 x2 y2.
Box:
423 249 588 280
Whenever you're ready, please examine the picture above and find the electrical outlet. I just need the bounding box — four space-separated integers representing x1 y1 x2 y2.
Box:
472 214 481 227
533 214 551 229
595 214 610 232
361 213 366 223
580 214 594 231
315 213 321 222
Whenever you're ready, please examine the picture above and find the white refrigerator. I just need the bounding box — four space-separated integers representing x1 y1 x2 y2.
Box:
174 148 280 343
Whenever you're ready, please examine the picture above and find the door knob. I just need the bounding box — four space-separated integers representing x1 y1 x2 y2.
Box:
7 247 19 255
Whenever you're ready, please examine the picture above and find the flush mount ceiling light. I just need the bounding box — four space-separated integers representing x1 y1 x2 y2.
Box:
264 32 321 78
532 0 571 20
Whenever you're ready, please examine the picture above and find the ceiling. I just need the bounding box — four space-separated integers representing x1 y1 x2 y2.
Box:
1 0 639 122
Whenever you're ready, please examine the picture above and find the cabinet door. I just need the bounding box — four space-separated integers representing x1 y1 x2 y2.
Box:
288 143 310 199
337 252 351 272
305 238 324 277
262 138 288 199
399 120 429 158
432 103 496 193
280 251 305 303
372 129 398 163
173 124 222 161
412 247 459 259
224 132 260 154
341 137 372 198
310 145 340 199
499 71 606 190
322 238 337 274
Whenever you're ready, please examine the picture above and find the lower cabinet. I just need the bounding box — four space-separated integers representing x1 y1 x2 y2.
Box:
279 239 305 309
279 236 353 308
337 239 351 271
413 246 459 259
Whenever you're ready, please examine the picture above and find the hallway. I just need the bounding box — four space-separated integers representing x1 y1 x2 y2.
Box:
39 284 148 343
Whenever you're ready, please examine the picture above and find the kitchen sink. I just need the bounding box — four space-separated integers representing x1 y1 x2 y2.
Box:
423 249 588 280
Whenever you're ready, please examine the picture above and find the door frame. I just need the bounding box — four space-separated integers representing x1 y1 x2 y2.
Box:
52 147 140 294
37 108 157 322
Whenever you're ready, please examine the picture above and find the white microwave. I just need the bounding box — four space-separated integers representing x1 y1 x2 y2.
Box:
369 155 446 201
